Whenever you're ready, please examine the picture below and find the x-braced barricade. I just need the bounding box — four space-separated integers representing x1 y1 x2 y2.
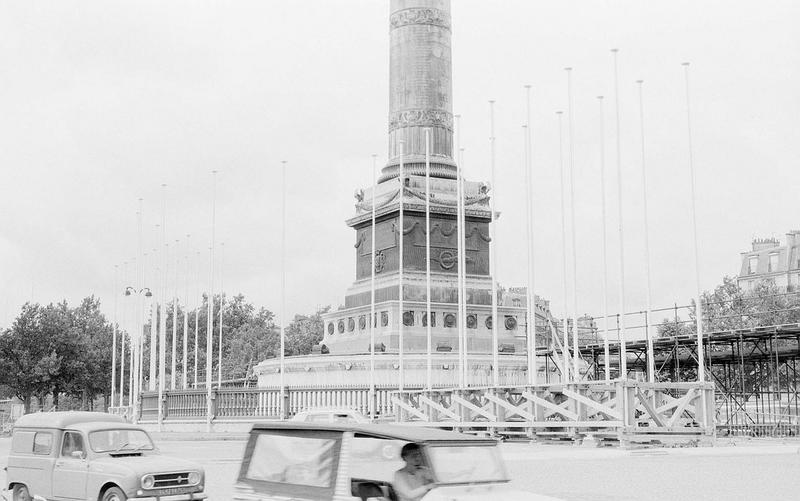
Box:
391 380 715 447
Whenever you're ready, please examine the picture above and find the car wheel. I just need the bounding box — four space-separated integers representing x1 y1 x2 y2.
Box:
102 487 127 501
12 485 31 501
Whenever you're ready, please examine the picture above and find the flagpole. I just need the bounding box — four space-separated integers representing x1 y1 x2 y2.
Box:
119 261 127 407
565 68 581 379
172 238 179 390
148 249 157 392
111 264 118 407
194 250 200 389
370 154 377 421
398 141 405 392
158 184 167 429
218 242 225 388
682 62 705 382
488 100 499 387
128 258 136 409
524 85 536 386
280 161 287 418
455 116 465 388
135 200 143 422
556 110 570 382
183 235 190 389
425 129 432 391
612 49 628 378
458 147 467 387
147 247 157 392
149 228 159 391
598 96 611 382
636 80 655 383
206 171 217 432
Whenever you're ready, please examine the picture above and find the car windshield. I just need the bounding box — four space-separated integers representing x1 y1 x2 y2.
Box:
426 444 507 484
245 433 338 488
89 429 154 453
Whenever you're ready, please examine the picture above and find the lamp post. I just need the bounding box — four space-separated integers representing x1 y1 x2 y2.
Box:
124 286 153 423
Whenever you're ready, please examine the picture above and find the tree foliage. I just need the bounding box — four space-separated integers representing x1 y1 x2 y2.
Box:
0 293 330 410
657 276 800 338
0 299 111 412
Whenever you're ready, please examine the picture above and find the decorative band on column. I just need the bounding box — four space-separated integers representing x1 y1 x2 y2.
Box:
390 8 451 30
388 109 454 133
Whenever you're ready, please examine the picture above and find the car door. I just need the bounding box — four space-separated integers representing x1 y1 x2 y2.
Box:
52 431 89 500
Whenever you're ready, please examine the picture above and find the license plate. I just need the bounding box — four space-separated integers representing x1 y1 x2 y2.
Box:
151 487 194 496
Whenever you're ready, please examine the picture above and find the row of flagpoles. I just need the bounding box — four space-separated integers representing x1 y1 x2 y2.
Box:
110 174 231 430
110 50 706 425
366 51 706 404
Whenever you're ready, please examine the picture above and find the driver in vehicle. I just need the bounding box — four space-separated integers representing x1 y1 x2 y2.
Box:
393 443 434 501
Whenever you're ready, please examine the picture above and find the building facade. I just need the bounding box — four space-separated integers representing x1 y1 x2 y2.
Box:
737 231 800 291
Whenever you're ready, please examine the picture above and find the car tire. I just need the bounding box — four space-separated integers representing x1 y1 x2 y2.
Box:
101 487 127 501
12 484 31 501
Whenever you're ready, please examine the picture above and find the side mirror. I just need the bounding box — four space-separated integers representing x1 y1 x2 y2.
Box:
71 450 85 460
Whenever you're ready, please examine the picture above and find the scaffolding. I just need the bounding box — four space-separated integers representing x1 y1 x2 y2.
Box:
577 290 800 437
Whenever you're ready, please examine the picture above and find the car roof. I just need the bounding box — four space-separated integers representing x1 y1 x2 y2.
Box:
13 411 127 430
296 408 364 415
250 421 496 444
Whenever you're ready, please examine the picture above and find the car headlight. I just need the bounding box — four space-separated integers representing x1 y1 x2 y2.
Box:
188 471 201 486
141 474 155 489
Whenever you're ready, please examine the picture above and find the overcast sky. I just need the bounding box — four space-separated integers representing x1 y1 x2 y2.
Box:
1 0 798 335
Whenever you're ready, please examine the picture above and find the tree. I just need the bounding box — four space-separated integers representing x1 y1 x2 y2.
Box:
0 303 69 412
657 276 800 337
69 296 114 407
221 307 278 380
285 307 329 356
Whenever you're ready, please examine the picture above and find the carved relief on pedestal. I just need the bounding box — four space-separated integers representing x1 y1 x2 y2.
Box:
389 8 450 30
374 250 386 273
388 109 454 132
435 249 457 270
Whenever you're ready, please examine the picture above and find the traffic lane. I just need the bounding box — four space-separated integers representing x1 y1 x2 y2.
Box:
5 436 800 500
501 443 800 501
156 440 245 500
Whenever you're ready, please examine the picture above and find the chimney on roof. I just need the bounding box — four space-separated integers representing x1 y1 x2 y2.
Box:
752 237 780 252
786 231 800 249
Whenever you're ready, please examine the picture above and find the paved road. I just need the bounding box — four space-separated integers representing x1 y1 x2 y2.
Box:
2 437 800 500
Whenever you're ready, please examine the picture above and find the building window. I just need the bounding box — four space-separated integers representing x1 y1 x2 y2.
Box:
768 254 779 273
402 311 414 326
748 256 758 274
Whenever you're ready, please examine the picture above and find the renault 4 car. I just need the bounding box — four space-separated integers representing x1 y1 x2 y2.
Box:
4 411 206 501
233 421 560 501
